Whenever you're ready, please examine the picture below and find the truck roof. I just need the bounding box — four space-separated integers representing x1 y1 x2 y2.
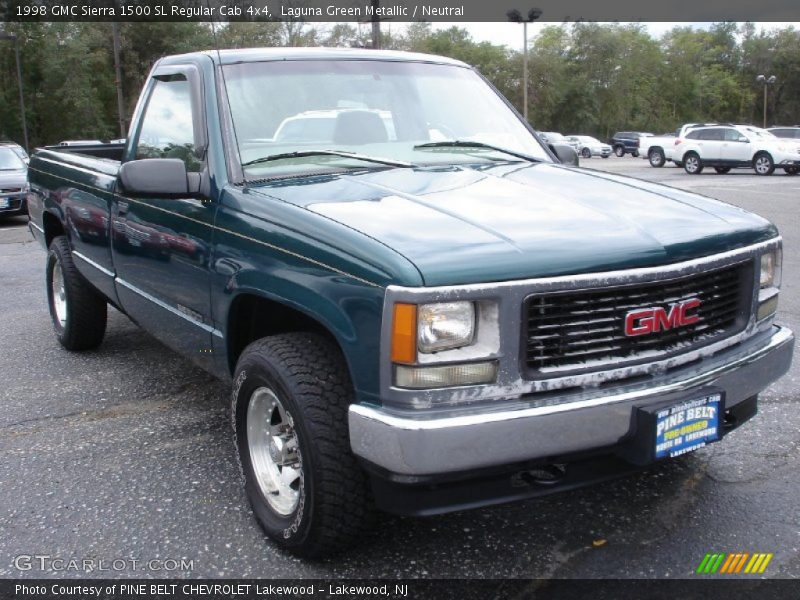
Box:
158 47 469 68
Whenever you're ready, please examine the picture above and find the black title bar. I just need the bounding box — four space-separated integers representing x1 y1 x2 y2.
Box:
2 0 800 22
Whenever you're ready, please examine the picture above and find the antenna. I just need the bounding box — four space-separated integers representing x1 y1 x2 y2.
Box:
206 0 245 181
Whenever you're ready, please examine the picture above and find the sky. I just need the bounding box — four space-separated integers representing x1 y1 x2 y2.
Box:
376 22 799 49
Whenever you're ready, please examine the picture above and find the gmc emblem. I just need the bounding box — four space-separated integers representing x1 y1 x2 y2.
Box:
624 298 701 337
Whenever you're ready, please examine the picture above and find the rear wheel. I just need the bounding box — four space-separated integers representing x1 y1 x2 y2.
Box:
233 333 374 557
714 167 731 174
648 148 665 168
784 166 798 175
614 145 625 157
683 153 703 175
46 236 107 350
581 147 591 159
632 150 639 158
753 152 775 176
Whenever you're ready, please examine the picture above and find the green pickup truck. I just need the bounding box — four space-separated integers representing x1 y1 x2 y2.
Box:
27 48 793 557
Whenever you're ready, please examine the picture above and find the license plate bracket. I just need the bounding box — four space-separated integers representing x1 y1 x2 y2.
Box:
617 389 725 466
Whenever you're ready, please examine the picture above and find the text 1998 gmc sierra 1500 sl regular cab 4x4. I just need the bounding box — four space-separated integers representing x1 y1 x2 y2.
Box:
27 48 793 557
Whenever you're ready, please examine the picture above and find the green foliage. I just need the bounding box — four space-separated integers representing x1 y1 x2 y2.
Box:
0 21 798 148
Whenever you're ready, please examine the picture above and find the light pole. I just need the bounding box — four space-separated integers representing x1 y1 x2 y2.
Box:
0 31 29 152
507 7 542 122
756 74 776 129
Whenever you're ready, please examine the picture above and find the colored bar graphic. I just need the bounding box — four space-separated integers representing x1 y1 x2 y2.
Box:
696 554 713 574
720 553 736 574
711 554 725 573
733 553 750 573
697 552 773 575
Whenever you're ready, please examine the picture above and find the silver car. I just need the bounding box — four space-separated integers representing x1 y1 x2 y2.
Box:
567 135 612 159
539 131 581 152
0 146 28 219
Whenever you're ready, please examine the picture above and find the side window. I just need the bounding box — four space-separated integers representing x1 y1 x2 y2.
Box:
686 129 703 140
723 128 741 141
135 77 202 172
703 129 724 141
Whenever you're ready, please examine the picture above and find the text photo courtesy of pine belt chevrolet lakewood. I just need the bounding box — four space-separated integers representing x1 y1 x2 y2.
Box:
26 48 793 558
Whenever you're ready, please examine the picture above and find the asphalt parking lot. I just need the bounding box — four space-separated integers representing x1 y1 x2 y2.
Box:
1 157 798 580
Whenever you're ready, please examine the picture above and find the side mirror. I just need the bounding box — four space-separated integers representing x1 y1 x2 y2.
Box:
738 136 749 143
119 159 190 196
550 143 579 166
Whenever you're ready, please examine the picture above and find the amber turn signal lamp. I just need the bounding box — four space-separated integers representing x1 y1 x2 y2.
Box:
391 303 417 364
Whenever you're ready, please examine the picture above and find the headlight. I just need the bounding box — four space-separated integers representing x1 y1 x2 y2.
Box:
760 249 782 288
418 301 475 353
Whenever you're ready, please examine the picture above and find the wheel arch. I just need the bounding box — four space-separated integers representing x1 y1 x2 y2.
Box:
222 283 382 402
42 209 66 248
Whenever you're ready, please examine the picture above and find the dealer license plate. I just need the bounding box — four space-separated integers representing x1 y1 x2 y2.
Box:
655 393 721 459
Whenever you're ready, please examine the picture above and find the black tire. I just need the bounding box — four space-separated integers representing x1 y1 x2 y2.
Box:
614 145 625 157
46 236 107 350
581 147 591 159
648 148 665 168
233 333 374 558
632 150 640 158
601 155 609 159
714 167 731 174
683 152 703 174
674 161 683 168
753 152 775 176
784 167 799 175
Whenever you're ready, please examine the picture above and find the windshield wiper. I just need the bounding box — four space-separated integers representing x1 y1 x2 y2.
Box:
413 140 542 163
241 150 416 169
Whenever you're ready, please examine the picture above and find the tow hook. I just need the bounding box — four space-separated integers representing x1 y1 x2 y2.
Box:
512 464 568 487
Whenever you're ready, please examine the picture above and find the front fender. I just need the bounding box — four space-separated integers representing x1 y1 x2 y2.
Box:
211 259 386 406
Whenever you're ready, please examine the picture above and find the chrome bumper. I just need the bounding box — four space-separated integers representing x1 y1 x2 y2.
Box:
349 326 794 476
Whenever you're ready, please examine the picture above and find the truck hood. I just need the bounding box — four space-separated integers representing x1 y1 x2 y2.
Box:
248 163 776 286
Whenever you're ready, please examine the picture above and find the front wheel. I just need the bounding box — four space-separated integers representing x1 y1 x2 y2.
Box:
714 167 731 174
783 166 798 175
753 152 775 176
46 236 107 350
648 148 665 168
683 153 703 174
233 333 374 557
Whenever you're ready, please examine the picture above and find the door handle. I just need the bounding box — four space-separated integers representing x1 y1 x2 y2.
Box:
118 201 129 216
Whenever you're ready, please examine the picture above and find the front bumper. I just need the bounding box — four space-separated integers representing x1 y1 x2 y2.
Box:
349 325 793 477
0 194 26 215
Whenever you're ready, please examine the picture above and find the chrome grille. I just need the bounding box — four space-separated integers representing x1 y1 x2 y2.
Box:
524 262 751 374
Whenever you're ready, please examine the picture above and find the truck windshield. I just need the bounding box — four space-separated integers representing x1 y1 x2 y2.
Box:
222 59 552 179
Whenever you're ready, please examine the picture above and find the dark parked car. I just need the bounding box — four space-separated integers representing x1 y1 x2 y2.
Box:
609 131 653 157
0 146 28 219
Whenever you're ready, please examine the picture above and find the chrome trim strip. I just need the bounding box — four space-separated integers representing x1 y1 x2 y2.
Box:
72 251 115 278
389 237 780 296
115 277 223 339
29 221 44 234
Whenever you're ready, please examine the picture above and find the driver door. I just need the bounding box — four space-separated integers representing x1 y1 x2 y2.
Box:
112 64 219 369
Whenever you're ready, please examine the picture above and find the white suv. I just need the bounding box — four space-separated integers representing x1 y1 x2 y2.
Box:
676 125 800 176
